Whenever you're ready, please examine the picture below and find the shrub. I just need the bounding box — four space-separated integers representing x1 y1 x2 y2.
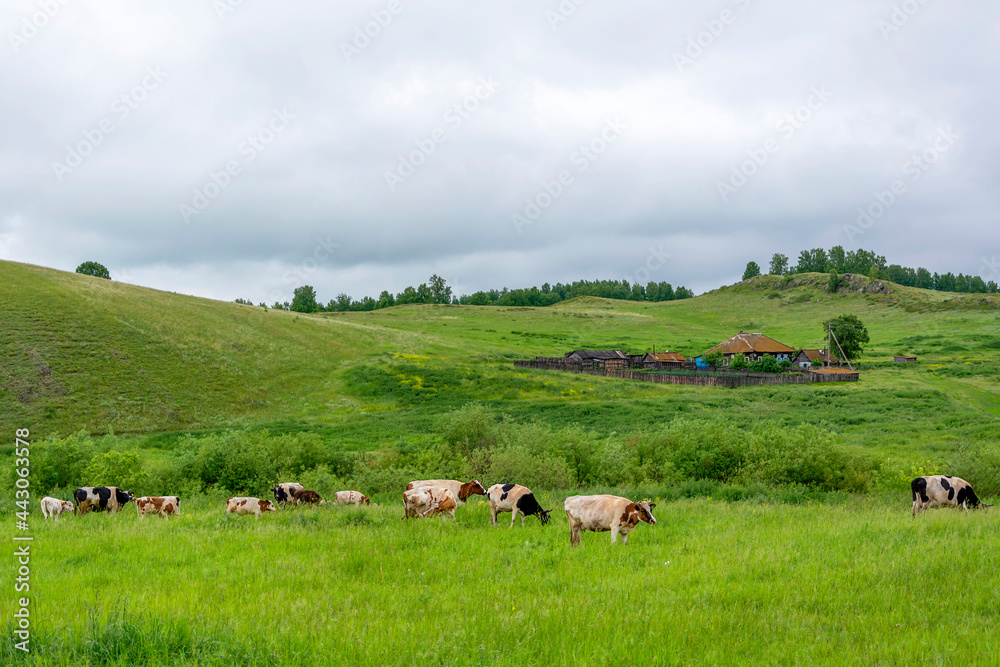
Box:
748 356 782 373
704 351 725 368
730 353 748 370
811 358 824 367
440 402 502 457
83 450 147 491
29 431 97 495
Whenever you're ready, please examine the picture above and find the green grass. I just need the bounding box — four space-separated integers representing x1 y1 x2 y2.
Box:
5 493 1000 666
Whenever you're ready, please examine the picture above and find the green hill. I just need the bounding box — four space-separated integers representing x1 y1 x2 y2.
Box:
2 260 999 462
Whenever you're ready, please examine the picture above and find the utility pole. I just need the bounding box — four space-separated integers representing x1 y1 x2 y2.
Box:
828 323 854 371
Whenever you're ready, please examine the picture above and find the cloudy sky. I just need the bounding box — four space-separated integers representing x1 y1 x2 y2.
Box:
2 0 997 303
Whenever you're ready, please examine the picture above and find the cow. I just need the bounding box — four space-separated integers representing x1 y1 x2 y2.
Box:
487 484 551 527
226 497 276 518
74 487 133 515
135 496 180 519
405 479 486 505
40 497 74 521
911 476 988 516
334 490 374 506
271 482 304 508
563 495 657 547
291 489 324 506
402 486 458 521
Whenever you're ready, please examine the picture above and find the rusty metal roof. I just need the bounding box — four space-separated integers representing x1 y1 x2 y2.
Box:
797 349 838 363
646 352 686 362
705 332 796 355
565 350 628 360
807 367 858 375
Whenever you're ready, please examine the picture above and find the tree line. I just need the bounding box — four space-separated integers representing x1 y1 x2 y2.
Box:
742 246 998 294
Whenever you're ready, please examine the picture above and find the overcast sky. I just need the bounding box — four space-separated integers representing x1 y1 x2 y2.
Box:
2 0 998 303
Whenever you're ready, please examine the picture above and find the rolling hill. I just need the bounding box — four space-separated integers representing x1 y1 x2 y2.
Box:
2 259 999 462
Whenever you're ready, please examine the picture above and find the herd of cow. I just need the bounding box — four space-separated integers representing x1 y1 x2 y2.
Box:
36 474 987 545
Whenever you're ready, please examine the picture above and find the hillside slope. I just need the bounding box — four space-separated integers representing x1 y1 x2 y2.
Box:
2 261 999 451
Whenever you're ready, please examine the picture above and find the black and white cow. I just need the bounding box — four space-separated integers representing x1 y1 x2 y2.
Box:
271 482 304 508
911 475 987 516
74 487 133 515
486 484 551 527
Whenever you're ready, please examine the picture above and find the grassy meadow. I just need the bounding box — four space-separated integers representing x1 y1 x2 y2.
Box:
3 259 1000 664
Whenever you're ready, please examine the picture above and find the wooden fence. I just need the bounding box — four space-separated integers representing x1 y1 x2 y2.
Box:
513 360 859 388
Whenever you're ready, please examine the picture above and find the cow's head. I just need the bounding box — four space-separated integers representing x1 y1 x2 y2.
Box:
459 480 487 501
60 500 74 513
261 500 276 512
537 509 552 526
635 500 657 524
115 488 134 505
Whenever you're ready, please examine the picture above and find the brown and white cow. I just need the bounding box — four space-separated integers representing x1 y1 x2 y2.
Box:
405 479 486 505
291 489 324 506
271 483 304 508
40 497 74 521
563 495 657 547
226 497 276 518
135 496 180 519
74 487 133 515
402 486 458 521
487 484 551 527
912 476 987 516
334 490 373 506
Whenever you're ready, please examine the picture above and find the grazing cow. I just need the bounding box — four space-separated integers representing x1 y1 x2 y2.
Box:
402 486 458 521
74 487 133 515
40 497 74 521
291 489 324 505
911 476 987 516
226 497 276 518
271 482 304 508
563 495 657 547
135 496 180 519
334 490 373 506
487 484 551 527
405 479 486 505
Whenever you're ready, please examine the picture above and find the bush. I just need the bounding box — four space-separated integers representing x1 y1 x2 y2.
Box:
748 356 782 373
811 358 824 367
730 353 748 370
29 431 97 495
83 450 147 491
440 402 502 457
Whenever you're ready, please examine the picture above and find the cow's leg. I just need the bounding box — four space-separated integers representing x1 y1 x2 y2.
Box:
521 514 527 527
610 521 620 544
490 504 497 526
510 509 518 528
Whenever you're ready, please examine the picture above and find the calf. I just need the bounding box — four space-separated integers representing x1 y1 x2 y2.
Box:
226 497 276 518
334 490 373 506
292 489 324 506
40 497 74 521
135 496 180 519
74 487 133 515
402 486 458 521
487 484 551 527
271 482 304 508
405 479 486 505
563 495 657 547
912 476 987 516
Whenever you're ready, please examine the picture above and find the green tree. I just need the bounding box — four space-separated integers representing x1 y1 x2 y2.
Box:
428 274 452 304
704 351 725 368
828 270 840 293
825 314 870 360
749 355 782 373
730 353 748 370
75 261 110 279
769 253 789 275
742 261 761 281
290 285 319 313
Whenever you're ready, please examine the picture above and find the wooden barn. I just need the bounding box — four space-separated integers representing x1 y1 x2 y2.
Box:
894 355 917 363
564 350 628 369
641 352 687 369
793 349 839 368
704 332 796 364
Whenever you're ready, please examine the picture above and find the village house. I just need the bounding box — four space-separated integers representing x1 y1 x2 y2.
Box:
703 332 796 365
564 350 629 369
793 349 839 368
641 352 686 369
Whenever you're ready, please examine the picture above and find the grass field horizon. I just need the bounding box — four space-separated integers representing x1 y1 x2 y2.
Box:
3 258 1000 665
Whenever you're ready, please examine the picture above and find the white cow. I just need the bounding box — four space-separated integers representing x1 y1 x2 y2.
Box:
563 495 657 547
911 476 987 516
226 497 276 518
402 487 458 521
405 479 486 505
334 491 374 506
40 497 74 521
135 496 180 519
